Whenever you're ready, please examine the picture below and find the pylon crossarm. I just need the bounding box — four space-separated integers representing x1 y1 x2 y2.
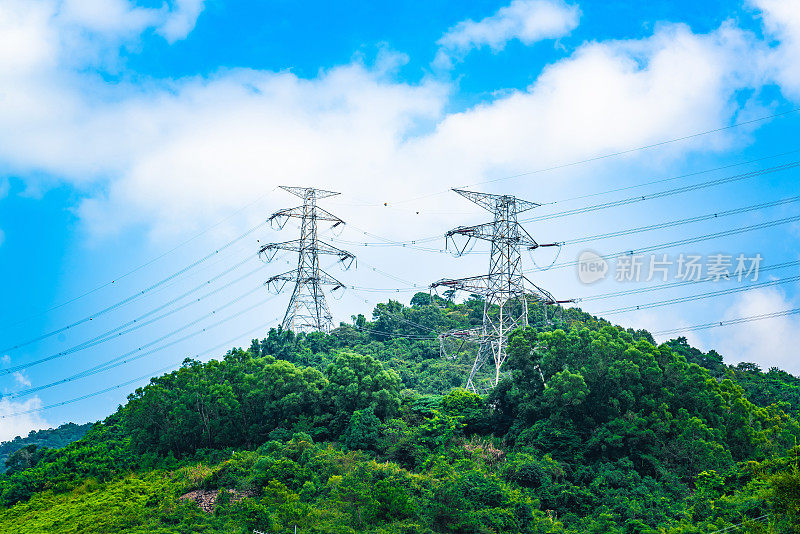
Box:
439 327 483 340
447 223 495 242
259 240 303 259
279 186 340 199
315 241 356 263
316 269 347 290
430 274 491 295
517 226 540 249
265 270 299 293
268 205 344 228
447 222 536 248
452 188 542 213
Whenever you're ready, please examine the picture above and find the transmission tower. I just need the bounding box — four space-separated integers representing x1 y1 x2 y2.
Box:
431 189 568 393
259 186 355 333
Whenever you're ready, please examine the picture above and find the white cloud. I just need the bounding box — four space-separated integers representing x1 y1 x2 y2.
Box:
0 1 795 246
751 0 800 98
67 22 774 240
0 229 4 247
158 0 206 43
1 355 9 366
436 0 580 67
423 22 762 179
12 371 31 388
0 397 49 442
715 288 800 375
58 0 162 37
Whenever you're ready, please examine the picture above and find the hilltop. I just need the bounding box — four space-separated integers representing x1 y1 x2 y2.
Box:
1 295 798 533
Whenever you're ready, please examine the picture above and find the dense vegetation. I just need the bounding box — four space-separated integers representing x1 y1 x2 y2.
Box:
1 295 798 533
0 423 92 474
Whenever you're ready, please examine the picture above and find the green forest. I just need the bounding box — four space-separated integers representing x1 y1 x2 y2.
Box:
1 294 799 533
0 423 92 474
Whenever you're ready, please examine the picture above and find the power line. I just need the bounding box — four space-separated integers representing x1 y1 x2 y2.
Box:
0 191 275 331
532 214 800 272
653 309 800 337
705 514 771 533
563 195 800 245
5 294 281 399
593 275 800 316
372 107 800 206
1 258 265 375
2 279 274 376
0 318 280 419
521 160 800 223
543 148 800 206
577 259 800 302
459 108 800 189
328 155 800 250
334 194 800 255
0 221 269 353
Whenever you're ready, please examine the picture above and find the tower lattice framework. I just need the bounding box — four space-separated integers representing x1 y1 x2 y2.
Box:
259 186 355 333
431 189 565 393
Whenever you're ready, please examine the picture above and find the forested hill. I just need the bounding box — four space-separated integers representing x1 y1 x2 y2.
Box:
1 295 799 533
0 423 92 474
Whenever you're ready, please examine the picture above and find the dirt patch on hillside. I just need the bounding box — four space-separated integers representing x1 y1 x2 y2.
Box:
179 488 255 513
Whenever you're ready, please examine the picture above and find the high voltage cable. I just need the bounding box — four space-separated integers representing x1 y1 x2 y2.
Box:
592 275 800 316
544 148 800 206
0 213 270 331
459 109 800 190
5 294 280 399
0 216 320 356
1 258 264 375
653 309 800 336
334 287 441 340
0 223 268 353
530 214 800 272
577 259 800 302
0 318 280 419
333 194 800 255
1 248 290 375
521 160 800 223
329 157 800 249
4 254 338 382
338 207 800 300
563 195 800 245
384 107 800 206
2 279 273 376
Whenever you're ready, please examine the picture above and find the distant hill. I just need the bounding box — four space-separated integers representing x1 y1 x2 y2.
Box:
0 422 93 473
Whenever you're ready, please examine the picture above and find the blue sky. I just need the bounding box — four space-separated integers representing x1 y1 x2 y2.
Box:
1 0 800 440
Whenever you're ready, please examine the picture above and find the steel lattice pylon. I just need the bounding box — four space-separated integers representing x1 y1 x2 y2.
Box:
431 189 567 393
259 186 355 333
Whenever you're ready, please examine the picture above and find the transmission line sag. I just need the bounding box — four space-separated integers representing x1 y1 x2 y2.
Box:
260 186 356 333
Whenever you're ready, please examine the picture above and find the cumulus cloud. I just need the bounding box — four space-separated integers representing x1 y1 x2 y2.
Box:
0 397 48 441
1 355 9 366
715 288 800 375
751 0 800 98
158 0 206 43
424 22 762 178
435 0 580 67
0 0 796 244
